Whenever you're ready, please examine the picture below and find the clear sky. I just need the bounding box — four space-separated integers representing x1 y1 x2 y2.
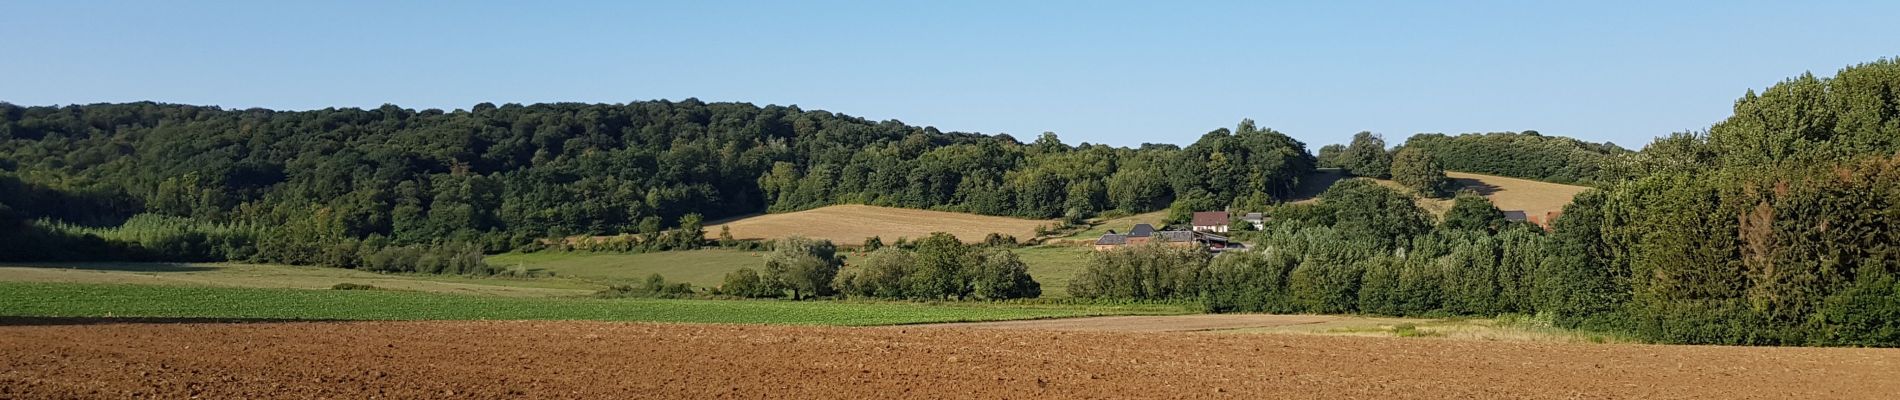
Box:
3 1 1895 148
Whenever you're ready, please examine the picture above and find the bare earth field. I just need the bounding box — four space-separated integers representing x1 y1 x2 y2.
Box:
3 320 1895 399
910 313 1371 332
707 204 1054 244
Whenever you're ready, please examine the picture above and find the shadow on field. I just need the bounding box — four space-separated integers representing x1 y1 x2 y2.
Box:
10 262 218 273
1453 178 1502 195
0 316 347 327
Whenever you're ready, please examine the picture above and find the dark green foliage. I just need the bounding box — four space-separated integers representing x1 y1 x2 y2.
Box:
832 248 913 298
719 268 780 298
1563 58 1900 345
1163 120 1318 206
1399 131 1628 184
830 233 1041 300
598 273 698 298
359 242 494 275
1390 148 1452 198
761 236 842 300
1164 190 1219 225
1531 190 1622 326
1318 179 1431 248
908 232 974 299
1315 144 1348 168
1708 59 1900 171
1079 58 1900 347
1200 250 1299 313
981 232 1019 247
0 102 1312 274
1440 191 1506 232
1261 202 1334 228
1068 244 1209 300
1340 131 1392 178
330 283 378 290
969 250 1042 300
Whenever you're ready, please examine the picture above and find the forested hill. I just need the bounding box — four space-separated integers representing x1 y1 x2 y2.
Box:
1397 132 1629 184
0 100 1315 257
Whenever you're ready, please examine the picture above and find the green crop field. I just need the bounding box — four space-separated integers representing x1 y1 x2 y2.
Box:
0 262 596 297
0 282 1187 326
492 246 1100 298
1013 245 1095 297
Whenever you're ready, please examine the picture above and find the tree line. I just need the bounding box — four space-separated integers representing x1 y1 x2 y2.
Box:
0 100 1314 272
1074 58 1900 346
717 233 1041 300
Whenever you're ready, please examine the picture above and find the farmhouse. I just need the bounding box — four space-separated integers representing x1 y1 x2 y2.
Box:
1240 212 1265 230
1094 223 1238 252
1191 211 1230 233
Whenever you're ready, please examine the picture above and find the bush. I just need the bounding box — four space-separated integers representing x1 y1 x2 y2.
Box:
720 268 780 298
330 283 378 290
832 235 1041 300
1069 244 1208 300
761 237 841 300
969 249 1041 300
1391 148 1452 198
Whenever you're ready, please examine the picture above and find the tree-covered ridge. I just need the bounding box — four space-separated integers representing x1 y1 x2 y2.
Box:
1397 131 1629 184
1707 58 1900 170
0 100 1316 259
1072 57 1900 346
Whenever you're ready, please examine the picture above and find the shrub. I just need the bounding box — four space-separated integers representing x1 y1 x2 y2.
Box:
1391 148 1452 198
762 236 841 300
720 268 780 298
1069 244 1209 300
969 249 1041 300
330 283 378 290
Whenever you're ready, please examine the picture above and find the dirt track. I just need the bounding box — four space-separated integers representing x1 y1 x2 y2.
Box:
3 320 1896 399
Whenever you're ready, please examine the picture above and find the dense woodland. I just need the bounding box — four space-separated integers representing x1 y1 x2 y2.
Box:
0 101 1315 269
3 55 1897 346
1074 58 1900 346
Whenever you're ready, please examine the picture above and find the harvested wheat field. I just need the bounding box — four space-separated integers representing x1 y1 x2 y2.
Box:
4 320 1896 399
706 204 1053 244
1294 169 1590 218
1445 171 1591 218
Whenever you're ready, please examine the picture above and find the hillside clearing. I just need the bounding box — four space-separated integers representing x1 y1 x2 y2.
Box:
706 204 1055 244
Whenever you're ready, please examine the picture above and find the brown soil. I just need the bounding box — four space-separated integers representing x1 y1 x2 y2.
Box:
910 314 1376 332
3 320 1896 399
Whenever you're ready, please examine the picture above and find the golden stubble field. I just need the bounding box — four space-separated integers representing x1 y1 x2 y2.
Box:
1446 171 1591 217
1294 169 1589 218
706 204 1055 244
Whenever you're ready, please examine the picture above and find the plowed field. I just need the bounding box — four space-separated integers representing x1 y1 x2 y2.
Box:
4 320 1896 399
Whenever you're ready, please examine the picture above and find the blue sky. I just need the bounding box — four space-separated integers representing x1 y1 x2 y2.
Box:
3 1 1894 148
